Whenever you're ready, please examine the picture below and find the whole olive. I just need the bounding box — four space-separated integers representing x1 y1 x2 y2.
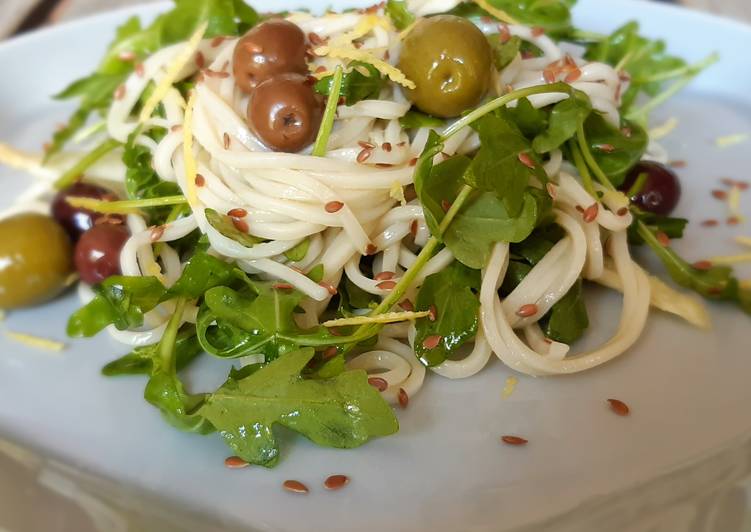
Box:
0 213 73 309
398 15 492 118
51 182 123 242
74 224 130 285
232 19 308 94
247 73 323 152
619 161 682 215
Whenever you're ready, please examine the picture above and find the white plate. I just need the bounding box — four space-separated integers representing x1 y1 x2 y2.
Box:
1 1 750 531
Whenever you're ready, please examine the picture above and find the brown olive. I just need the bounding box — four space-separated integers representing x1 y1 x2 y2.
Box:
74 224 130 285
399 15 492 118
247 73 323 152
232 19 308 94
51 182 123 242
0 213 74 309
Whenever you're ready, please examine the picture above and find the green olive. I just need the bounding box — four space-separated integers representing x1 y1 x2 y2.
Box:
399 15 492 118
0 213 74 309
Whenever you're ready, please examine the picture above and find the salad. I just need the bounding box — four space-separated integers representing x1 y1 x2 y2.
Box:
0 0 747 469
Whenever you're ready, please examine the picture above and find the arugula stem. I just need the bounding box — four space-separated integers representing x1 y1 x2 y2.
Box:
576 123 615 191
160 297 186 373
312 66 343 157
441 83 573 140
568 140 597 197
66 194 188 214
626 172 648 198
626 53 719 122
53 138 121 189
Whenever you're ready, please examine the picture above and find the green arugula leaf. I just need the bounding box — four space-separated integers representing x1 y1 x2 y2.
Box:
445 190 542 269
67 276 166 338
413 130 451 237
628 211 688 245
198 348 398 467
144 299 214 434
197 305 271 359
205 208 264 247
450 0 574 35
488 34 521 71
342 276 379 311
164 251 245 300
637 221 751 312
508 97 548 138
102 327 203 376
201 284 314 360
532 92 592 153
414 262 481 366
284 238 310 262
466 113 547 216
583 114 648 187
539 279 589 343
123 133 182 223
68 251 248 338
314 61 384 105
385 0 415 30
585 21 686 113
399 109 445 129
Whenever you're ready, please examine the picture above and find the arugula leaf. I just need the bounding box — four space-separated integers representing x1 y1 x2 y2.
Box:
399 110 445 129
511 224 564 264
197 305 272 359
205 208 264 247
445 190 543 269
500 260 532 295
508 97 548 138
68 251 246 338
585 21 686 113
413 131 452 237
314 61 384 105
532 92 592 153
628 211 687 245
164 251 245 300
198 348 398 467
123 133 182 222
583 114 648 187
67 276 165 337
144 298 214 434
284 239 310 262
413 134 549 269
539 279 589 343
414 262 481 366
451 0 574 35
201 284 312 360
102 327 202 376
342 276 379 311
637 221 751 312
465 112 547 216
488 34 521 71
385 0 415 30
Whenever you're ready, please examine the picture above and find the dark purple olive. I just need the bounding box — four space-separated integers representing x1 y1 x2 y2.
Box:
232 19 308 94
247 73 323 152
52 182 123 242
74 224 130 285
619 161 682 215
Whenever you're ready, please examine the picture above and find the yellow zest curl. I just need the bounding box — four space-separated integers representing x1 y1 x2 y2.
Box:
139 21 208 123
322 310 430 328
473 0 518 25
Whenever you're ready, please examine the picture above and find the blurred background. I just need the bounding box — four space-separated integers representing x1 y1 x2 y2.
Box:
1 0 750 39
